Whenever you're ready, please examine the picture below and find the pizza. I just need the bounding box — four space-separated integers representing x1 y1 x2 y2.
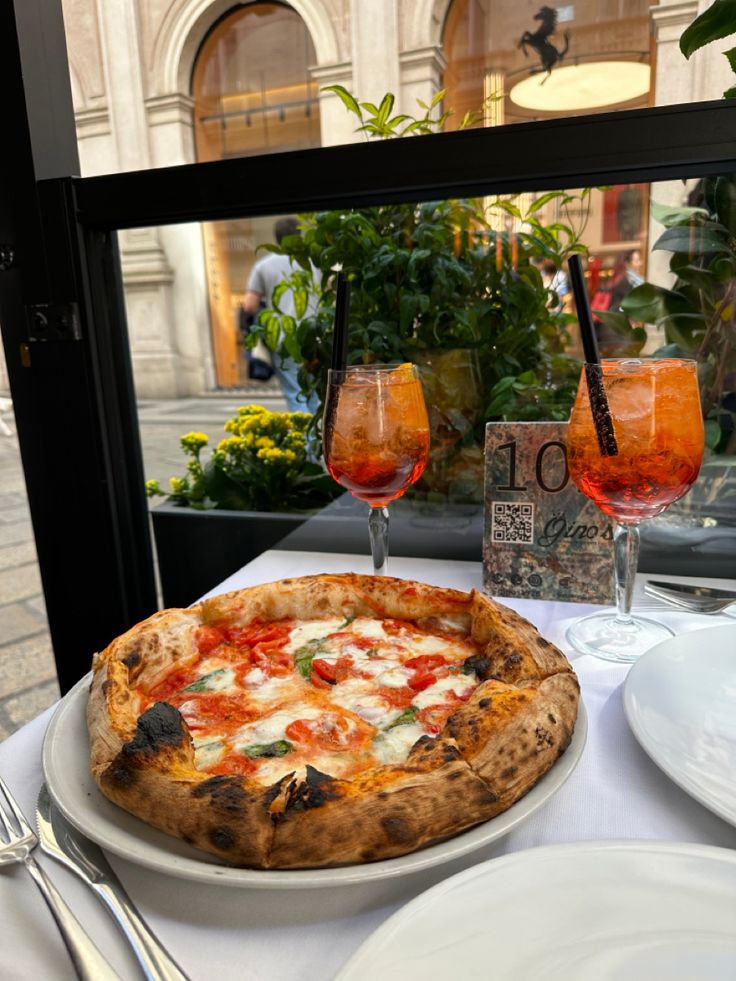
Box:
87 574 580 869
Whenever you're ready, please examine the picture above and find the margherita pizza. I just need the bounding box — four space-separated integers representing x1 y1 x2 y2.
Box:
87 574 579 868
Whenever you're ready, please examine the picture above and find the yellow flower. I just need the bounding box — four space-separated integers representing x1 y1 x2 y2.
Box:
180 432 208 453
283 449 296 463
255 436 275 449
169 477 187 493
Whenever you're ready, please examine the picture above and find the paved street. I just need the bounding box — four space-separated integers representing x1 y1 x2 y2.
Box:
0 383 286 740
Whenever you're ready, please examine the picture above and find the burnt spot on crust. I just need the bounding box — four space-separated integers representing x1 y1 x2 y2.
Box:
284 766 340 814
548 713 557 724
535 726 555 749
126 702 186 755
463 654 492 680
192 775 248 814
442 744 461 762
504 653 522 670
122 651 141 670
209 827 235 851
501 766 517 779
262 774 293 809
381 815 413 845
478 698 491 709
106 759 137 787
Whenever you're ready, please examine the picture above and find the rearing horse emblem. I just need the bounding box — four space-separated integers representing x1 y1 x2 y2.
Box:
519 6 570 81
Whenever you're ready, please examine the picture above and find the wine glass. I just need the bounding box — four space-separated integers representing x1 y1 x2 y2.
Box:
323 364 430 574
566 358 704 662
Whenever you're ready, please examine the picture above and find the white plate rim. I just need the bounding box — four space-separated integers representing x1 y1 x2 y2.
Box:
335 839 736 980
623 622 736 829
42 673 588 889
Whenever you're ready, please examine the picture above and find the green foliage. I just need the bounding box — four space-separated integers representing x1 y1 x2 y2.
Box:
246 193 588 435
145 407 340 511
246 87 599 445
605 175 736 454
680 0 736 97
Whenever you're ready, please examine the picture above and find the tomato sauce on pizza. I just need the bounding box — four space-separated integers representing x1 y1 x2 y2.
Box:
138 614 482 785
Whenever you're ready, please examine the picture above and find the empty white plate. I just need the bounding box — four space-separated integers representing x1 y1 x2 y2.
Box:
624 623 736 827
337 841 736 980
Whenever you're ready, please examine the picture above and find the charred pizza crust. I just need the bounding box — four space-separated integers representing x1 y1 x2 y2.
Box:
87 574 579 868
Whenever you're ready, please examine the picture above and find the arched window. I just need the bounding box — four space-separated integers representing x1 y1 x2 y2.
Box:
192 3 320 387
193 3 320 161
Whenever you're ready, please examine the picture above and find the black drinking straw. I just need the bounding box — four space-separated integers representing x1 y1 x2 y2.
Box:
331 271 350 373
567 254 618 456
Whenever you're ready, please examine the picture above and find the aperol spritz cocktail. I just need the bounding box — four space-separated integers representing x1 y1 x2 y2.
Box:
323 364 430 574
566 358 704 661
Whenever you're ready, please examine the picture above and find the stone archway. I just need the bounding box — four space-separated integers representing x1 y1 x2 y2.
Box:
151 0 341 102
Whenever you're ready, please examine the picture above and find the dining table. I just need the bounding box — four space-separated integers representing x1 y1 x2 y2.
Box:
2 548 735 980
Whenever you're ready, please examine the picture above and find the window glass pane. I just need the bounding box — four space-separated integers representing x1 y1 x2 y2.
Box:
134 173 736 604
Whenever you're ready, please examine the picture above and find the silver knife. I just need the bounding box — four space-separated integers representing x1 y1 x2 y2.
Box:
36 785 190 981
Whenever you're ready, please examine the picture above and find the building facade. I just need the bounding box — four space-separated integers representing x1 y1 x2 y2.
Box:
42 0 732 399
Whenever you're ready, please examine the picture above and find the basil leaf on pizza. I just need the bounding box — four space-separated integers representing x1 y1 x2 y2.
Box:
87 574 580 869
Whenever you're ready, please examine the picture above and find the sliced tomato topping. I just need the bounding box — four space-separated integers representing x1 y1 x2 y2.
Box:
194 625 225 655
378 685 415 709
250 641 294 676
223 620 293 649
312 656 352 685
408 672 437 692
381 618 408 636
417 704 454 734
405 654 447 672
208 754 257 777
177 693 259 734
147 666 195 701
309 670 332 690
285 712 373 752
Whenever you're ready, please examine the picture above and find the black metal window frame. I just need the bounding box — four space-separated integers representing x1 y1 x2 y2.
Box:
5 65 736 690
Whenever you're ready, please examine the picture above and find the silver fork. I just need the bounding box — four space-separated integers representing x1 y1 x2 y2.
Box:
0 776 120 981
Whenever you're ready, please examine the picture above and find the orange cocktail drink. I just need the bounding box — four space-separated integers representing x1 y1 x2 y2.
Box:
567 359 703 524
324 364 430 507
565 358 704 662
323 363 430 574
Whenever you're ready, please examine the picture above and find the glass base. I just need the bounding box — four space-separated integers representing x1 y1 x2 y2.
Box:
566 611 674 663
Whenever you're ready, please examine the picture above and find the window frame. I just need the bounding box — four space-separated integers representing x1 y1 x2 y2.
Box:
3 0 736 690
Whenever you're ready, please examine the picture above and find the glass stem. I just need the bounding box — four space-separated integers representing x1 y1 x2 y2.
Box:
368 506 389 576
613 522 640 623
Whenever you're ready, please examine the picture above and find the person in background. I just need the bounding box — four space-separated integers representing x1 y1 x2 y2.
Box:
609 249 644 311
243 216 319 413
540 258 570 312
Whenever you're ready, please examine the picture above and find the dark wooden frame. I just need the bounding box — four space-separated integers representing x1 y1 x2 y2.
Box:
2 0 736 690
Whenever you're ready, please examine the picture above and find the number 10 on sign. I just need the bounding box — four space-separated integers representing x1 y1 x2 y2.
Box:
483 422 615 605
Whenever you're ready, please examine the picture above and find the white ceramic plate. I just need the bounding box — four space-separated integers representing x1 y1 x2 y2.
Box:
42 674 586 889
336 841 736 980
623 623 736 828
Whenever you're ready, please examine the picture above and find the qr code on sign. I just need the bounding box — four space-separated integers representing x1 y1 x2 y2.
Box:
492 502 535 544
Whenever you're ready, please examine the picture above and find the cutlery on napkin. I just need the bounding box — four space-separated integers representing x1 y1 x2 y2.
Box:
36 785 190 981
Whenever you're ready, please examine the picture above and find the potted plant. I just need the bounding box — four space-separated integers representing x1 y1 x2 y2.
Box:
146 405 341 607
248 89 592 505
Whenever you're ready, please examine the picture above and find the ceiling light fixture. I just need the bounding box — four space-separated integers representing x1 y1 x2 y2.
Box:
510 60 650 112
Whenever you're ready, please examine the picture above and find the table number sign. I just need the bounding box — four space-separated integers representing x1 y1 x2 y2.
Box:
483 422 616 604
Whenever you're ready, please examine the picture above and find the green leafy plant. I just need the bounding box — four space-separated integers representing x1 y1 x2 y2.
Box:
680 0 736 98
146 405 340 511
599 176 736 455
248 88 593 437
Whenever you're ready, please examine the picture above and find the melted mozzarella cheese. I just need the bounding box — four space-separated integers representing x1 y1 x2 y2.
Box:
351 618 389 641
375 666 414 688
187 665 236 692
232 704 321 748
192 737 225 769
411 673 476 709
284 619 345 653
241 673 294 703
329 679 400 727
372 723 425 764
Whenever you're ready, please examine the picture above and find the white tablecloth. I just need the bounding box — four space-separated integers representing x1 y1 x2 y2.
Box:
2 551 735 980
